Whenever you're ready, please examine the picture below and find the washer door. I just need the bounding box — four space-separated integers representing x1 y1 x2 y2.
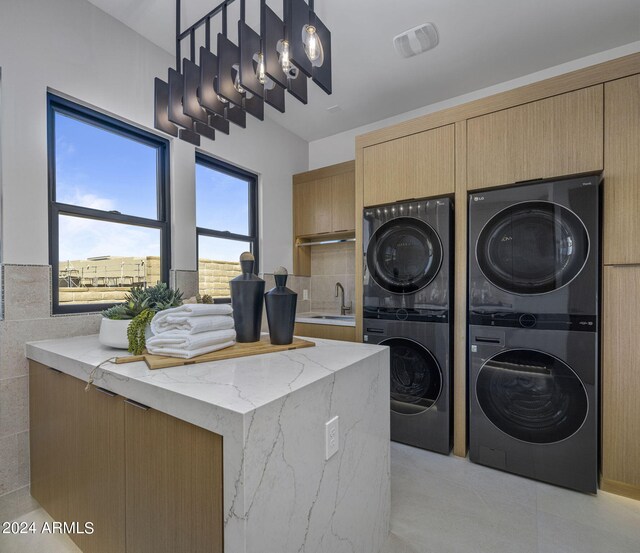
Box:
476 201 589 295
476 349 588 444
382 337 442 415
367 217 443 294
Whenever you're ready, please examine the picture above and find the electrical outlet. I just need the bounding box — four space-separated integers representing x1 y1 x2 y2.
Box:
303 289 309 301
325 416 339 460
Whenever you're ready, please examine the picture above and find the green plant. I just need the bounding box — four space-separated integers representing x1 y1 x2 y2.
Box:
102 283 184 354
196 293 214 304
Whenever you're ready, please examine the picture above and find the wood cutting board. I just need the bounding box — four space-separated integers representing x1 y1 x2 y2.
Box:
115 336 315 370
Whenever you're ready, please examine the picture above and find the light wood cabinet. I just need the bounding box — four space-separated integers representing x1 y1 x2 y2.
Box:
466 85 604 190
30 361 126 553
293 161 355 275
363 124 455 206
295 322 356 342
602 266 640 500
125 401 223 553
604 75 640 265
29 361 223 553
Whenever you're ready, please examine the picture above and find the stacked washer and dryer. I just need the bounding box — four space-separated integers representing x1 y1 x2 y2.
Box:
363 198 453 454
467 174 601 493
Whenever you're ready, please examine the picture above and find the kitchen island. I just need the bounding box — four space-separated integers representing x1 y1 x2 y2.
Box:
26 335 390 553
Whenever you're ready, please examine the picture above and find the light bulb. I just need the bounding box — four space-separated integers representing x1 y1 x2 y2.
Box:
302 24 323 66
256 53 266 85
278 39 291 72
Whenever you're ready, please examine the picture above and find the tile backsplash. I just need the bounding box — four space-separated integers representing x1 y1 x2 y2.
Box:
309 242 356 314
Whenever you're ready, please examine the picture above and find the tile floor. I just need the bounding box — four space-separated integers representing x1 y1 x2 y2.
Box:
2 442 640 553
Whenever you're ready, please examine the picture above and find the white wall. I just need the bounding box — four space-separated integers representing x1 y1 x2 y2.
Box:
308 40 640 170
0 0 308 273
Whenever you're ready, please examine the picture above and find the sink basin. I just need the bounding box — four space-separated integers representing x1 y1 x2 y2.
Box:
310 315 355 321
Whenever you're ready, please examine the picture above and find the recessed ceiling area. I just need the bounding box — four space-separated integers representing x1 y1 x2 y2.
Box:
85 0 640 141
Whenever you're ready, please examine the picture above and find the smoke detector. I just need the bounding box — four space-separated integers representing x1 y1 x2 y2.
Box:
393 23 439 58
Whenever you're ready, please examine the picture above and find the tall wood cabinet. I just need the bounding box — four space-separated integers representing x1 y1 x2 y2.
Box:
467 86 604 190
29 361 223 553
362 124 455 206
604 74 640 265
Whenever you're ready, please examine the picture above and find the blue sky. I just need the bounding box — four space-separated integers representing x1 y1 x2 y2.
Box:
56 112 251 263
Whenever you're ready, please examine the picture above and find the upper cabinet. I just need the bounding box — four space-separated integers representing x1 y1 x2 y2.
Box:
604 75 640 265
363 124 455 206
293 161 356 237
466 85 604 190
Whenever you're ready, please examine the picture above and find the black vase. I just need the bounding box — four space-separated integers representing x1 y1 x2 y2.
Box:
265 271 298 345
229 254 265 343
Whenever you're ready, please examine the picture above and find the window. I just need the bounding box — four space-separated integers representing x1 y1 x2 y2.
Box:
196 153 258 298
48 94 170 314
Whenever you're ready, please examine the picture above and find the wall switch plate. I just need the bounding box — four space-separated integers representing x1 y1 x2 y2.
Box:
325 416 339 460
303 289 309 301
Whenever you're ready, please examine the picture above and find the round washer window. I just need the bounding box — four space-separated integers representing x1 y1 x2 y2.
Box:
367 217 443 294
476 349 588 444
382 338 442 415
476 201 588 295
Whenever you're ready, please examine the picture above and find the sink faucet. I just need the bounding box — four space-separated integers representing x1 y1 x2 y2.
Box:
335 282 352 316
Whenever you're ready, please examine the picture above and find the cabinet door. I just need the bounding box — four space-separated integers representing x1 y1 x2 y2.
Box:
72 386 126 553
363 125 455 206
331 170 356 232
293 178 333 236
467 85 603 190
602 266 640 500
604 75 640 265
29 362 73 523
125 401 224 553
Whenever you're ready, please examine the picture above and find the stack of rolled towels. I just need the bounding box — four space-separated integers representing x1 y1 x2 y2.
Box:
146 304 236 359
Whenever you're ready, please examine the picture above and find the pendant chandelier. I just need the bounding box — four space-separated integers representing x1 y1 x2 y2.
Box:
154 0 332 145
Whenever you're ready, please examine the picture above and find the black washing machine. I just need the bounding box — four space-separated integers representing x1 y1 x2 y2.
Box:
364 197 452 315
364 318 452 454
363 196 453 453
468 325 597 493
468 174 600 329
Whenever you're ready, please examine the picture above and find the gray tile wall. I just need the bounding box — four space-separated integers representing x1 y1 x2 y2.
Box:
309 242 356 314
0 264 102 516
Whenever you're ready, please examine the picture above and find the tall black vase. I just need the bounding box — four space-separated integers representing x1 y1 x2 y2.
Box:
265 268 297 345
229 253 265 343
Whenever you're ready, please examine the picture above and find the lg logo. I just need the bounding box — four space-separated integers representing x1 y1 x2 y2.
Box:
473 196 484 202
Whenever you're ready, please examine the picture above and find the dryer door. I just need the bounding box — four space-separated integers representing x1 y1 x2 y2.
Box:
476 201 589 295
381 337 442 415
476 349 588 444
367 217 443 294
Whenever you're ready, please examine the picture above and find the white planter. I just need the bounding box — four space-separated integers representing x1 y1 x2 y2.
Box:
99 318 131 349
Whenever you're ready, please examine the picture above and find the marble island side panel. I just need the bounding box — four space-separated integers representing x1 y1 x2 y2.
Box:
25 335 390 553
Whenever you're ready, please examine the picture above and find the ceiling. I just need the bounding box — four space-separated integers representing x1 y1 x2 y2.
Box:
86 0 640 142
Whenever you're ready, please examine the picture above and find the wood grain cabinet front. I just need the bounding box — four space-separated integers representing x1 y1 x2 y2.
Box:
29 361 223 553
466 85 604 190
604 74 640 265
294 322 356 342
363 124 455 206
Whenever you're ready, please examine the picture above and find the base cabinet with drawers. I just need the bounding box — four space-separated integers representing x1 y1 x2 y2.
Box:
29 361 223 553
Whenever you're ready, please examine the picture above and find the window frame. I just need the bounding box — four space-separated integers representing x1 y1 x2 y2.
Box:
47 94 171 315
195 152 260 286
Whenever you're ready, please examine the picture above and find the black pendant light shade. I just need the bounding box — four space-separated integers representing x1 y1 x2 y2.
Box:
183 59 209 123
238 21 264 98
154 0 331 144
199 48 228 117
154 78 178 137
310 11 331 94
217 34 244 106
285 0 312 77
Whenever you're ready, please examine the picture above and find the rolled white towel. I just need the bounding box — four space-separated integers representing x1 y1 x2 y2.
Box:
151 304 233 335
147 340 236 359
151 314 234 335
147 328 236 351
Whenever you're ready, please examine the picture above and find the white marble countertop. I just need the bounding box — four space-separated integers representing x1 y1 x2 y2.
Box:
295 311 356 327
